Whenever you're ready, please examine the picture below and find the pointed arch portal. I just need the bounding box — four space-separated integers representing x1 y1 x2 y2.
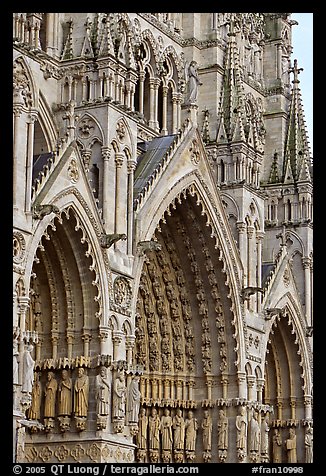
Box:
134 188 239 462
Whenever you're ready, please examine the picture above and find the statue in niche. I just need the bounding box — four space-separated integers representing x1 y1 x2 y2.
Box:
236 406 247 450
249 411 261 453
202 409 212 462
22 344 34 394
148 407 160 450
184 61 202 104
137 408 148 450
185 410 198 452
74 367 89 418
113 371 126 420
305 425 313 463
272 428 282 463
173 408 185 451
58 369 72 416
28 372 41 420
217 409 229 450
13 341 19 385
95 366 110 416
202 409 212 452
127 376 141 424
261 415 270 459
285 428 297 463
160 408 173 451
44 371 57 418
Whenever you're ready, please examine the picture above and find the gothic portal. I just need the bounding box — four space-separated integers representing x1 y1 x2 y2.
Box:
13 13 313 464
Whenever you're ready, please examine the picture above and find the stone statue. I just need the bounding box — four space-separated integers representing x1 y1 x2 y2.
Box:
185 410 198 451
160 408 173 451
13 341 19 385
249 411 261 452
261 416 270 458
22 344 34 393
305 425 313 463
202 409 212 452
286 428 297 463
127 376 141 423
58 369 72 416
137 408 148 450
236 406 247 450
95 366 110 416
148 407 160 450
217 409 228 450
74 367 89 418
173 408 185 451
28 372 41 420
113 372 126 420
272 428 282 463
43 371 57 420
185 61 202 104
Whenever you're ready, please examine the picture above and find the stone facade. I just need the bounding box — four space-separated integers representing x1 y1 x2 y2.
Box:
13 13 313 464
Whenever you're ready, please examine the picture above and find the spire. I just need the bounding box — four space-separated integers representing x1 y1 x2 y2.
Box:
268 152 280 183
282 59 312 183
216 13 246 144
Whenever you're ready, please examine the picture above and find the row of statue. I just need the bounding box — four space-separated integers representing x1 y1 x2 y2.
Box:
136 406 313 463
26 367 141 432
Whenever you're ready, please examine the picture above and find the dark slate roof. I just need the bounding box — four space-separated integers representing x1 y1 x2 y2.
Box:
32 152 54 182
134 135 177 197
262 262 275 287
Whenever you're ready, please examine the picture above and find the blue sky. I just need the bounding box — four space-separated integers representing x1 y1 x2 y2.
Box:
291 13 313 156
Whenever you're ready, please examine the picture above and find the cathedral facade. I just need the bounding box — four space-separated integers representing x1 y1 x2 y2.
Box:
13 13 313 464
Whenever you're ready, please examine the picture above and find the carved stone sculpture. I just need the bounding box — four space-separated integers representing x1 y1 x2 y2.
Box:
148 408 160 450
217 409 228 450
261 416 270 461
202 409 212 462
95 366 110 416
185 61 202 104
185 410 198 462
22 345 35 394
13 341 19 385
286 428 297 463
272 428 282 463
160 408 173 451
113 372 126 421
173 408 185 452
44 371 57 432
161 408 173 462
249 411 261 462
305 425 313 463
127 376 141 424
137 408 148 450
74 367 89 431
236 406 247 462
28 372 41 421
58 369 72 432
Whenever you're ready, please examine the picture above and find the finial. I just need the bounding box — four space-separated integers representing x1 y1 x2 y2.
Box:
289 59 303 84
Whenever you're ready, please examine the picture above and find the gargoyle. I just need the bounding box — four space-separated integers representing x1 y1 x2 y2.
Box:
240 286 264 301
33 204 60 219
137 240 162 256
100 233 127 248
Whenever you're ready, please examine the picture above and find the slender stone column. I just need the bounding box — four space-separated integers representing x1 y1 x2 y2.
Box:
256 231 265 313
302 257 312 327
101 147 113 233
127 160 136 255
13 105 24 210
99 326 110 355
161 86 168 135
138 71 145 115
247 225 255 310
25 111 38 212
114 153 124 235
148 78 156 129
